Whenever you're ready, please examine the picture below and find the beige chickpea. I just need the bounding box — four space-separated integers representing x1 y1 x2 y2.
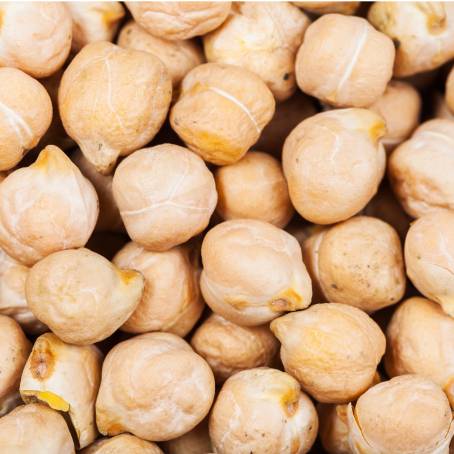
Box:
368 2 454 77
82 435 163 454
389 119 454 218
113 241 203 335
72 150 123 234
204 2 310 101
0 316 30 410
20 333 102 449
282 108 386 224
215 151 294 228
0 403 75 453
125 2 231 41
0 146 98 266
26 248 144 345
96 332 215 441
170 63 275 165
112 144 217 251
162 419 212 454
295 14 394 107
318 404 350 454
118 21 204 88
200 219 312 326
385 297 454 407
271 303 385 403
369 81 421 151
210 367 318 454
67 2 125 52
59 42 172 174
405 209 454 317
191 313 279 383
347 375 454 454
294 2 360 15
0 68 52 171
0 3 72 78
303 216 406 313
0 249 46 334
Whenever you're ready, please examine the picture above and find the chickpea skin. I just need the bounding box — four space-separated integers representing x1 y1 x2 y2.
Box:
200 219 312 326
271 303 386 403
282 108 386 224
295 14 395 107
82 434 163 454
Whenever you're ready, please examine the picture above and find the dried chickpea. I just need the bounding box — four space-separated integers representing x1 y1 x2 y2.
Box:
20 333 102 449
0 2 72 78
118 21 204 88
25 248 144 345
282 108 386 224
368 2 454 77
347 375 454 454
59 41 172 174
405 209 454 317
293 2 360 15
369 81 421 151
0 68 52 171
204 2 310 101
318 404 350 454
271 303 385 403
0 403 75 453
112 144 217 251
67 2 125 51
162 419 212 454
82 435 163 454
215 151 294 228
209 368 318 454
389 119 454 218
0 146 98 266
302 216 406 313
170 63 275 165
295 14 394 107
200 219 312 326
125 2 231 40
385 297 454 407
113 241 203 335
96 332 215 442
191 313 279 383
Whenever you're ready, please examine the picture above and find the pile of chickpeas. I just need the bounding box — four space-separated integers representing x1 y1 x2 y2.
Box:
1 1 454 453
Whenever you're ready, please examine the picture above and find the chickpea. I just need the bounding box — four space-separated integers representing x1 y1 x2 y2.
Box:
215 151 294 228
162 419 213 454
318 404 350 454
294 2 360 15
0 403 75 453
96 332 215 441
0 68 52 171
0 146 98 266
59 41 172 174
82 435 163 454
295 14 394 107
434 91 454 121
191 313 278 383
282 108 386 224
25 248 144 345
200 219 312 326
20 333 102 449
66 2 125 52
204 2 310 101
389 119 454 218
0 249 46 335
209 368 318 454
125 2 231 40
368 2 454 77
112 144 217 251
118 21 204 88
271 303 385 403
405 209 454 317
113 241 204 335
369 81 421 151
385 297 454 407
0 3 72 78
170 63 275 165
303 216 406 313
347 375 454 453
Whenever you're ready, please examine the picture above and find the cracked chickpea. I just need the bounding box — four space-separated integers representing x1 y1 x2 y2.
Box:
200 219 312 326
